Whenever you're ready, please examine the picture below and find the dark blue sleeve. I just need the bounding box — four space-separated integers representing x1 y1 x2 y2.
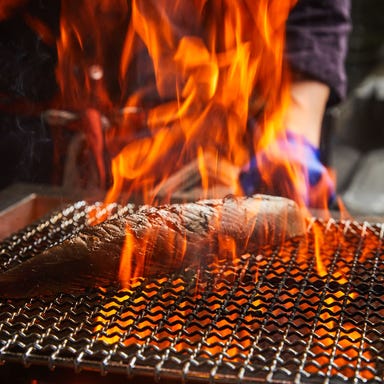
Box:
285 0 352 105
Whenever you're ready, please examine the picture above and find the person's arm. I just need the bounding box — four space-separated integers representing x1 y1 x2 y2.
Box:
285 77 330 147
240 1 352 206
284 0 351 147
285 0 352 106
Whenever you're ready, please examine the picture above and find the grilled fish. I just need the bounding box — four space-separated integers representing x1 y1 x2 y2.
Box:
0 194 305 298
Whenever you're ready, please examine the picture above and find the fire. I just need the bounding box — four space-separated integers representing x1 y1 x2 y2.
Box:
303 220 375 381
51 0 310 285
11 0 372 381
56 0 350 352
0 1 378 382
53 0 339 285
54 0 303 206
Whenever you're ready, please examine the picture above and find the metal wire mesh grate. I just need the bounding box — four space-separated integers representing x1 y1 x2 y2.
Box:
0 202 383 383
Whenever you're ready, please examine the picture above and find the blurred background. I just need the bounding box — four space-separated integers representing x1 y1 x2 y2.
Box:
328 0 384 215
0 0 384 215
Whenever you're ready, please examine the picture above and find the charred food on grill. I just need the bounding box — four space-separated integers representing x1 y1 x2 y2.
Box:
0 194 305 298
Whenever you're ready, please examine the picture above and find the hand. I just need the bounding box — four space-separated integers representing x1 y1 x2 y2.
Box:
239 131 335 208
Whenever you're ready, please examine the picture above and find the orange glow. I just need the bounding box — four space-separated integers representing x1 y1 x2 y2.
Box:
0 0 27 21
118 229 135 288
307 297 373 381
312 220 328 278
23 14 56 47
197 147 209 199
0 1 376 382
107 0 302 284
53 0 337 281
92 220 377 380
51 2 375 380
98 0 298 204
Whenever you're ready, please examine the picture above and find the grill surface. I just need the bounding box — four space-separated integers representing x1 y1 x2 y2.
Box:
0 202 383 383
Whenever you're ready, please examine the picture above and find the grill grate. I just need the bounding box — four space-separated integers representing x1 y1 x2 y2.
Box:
0 202 383 383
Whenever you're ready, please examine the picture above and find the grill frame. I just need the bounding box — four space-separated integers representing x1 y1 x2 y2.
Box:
0 200 383 383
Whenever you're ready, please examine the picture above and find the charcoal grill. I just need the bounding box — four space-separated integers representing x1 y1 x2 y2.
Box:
0 200 383 383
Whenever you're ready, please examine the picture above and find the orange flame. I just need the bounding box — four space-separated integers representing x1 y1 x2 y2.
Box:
96 0 297 204
0 1 376 382
55 0 311 286
52 2 374 380
54 0 323 230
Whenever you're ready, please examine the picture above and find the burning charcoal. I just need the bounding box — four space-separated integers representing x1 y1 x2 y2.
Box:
0 194 305 298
